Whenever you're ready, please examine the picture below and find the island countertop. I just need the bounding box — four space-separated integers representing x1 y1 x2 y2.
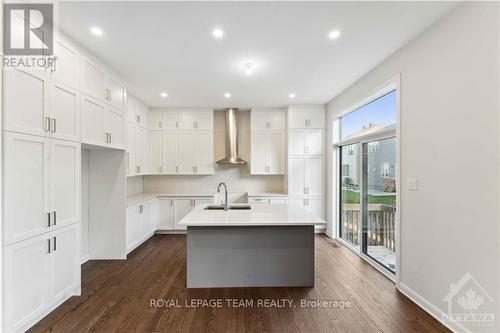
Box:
178 204 326 227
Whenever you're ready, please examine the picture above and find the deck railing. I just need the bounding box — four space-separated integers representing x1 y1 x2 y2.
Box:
341 204 396 252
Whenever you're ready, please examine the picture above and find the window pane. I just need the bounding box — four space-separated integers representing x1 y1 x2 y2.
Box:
363 137 396 273
340 144 361 248
340 90 396 140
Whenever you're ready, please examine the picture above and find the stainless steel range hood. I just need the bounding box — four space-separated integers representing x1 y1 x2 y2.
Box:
216 108 247 165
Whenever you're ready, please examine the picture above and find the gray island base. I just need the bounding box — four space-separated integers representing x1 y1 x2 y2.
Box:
179 204 326 288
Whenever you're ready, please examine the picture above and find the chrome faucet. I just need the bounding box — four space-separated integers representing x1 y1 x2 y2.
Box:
217 182 228 211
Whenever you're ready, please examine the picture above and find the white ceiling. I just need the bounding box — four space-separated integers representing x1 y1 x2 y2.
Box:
59 1 458 108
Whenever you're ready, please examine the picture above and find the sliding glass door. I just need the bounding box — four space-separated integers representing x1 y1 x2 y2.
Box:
337 87 397 275
362 138 396 273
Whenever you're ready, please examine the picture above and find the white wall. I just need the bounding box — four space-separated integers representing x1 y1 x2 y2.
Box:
143 110 285 195
127 176 144 196
81 150 89 262
326 3 499 331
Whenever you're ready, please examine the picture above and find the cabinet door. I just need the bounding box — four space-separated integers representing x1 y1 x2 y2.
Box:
306 197 325 220
250 132 267 174
307 156 325 195
150 131 163 174
50 140 80 230
49 224 79 304
288 197 306 210
163 132 178 174
163 111 178 130
126 123 137 176
306 129 324 155
195 132 214 174
53 39 79 89
107 76 125 111
157 198 173 229
306 109 325 129
81 58 105 101
178 111 195 130
4 133 49 245
174 199 194 230
107 109 125 149
4 69 49 137
148 111 163 130
126 96 137 123
195 198 212 207
178 132 195 173
4 234 50 332
140 201 152 238
135 127 146 174
126 205 140 250
50 83 79 142
81 97 106 146
288 156 306 196
135 101 148 126
287 110 308 129
250 111 267 131
195 111 213 131
268 111 286 131
270 197 288 204
288 129 306 156
267 132 286 174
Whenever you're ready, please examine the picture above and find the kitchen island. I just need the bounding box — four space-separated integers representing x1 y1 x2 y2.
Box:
178 204 326 288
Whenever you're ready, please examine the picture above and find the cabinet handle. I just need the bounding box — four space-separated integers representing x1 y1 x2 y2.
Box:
109 90 112 101
45 117 51 132
170 200 173 206
304 198 309 206
52 211 57 226
109 133 112 143
159 121 162 129
136 115 141 123
51 118 56 133
159 166 162 173
138 165 141 173
176 121 178 129
50 56 57 72
304 146 309 154
105 89 108 100
175 166 178 173
53 236 57 251
47 238 51 254
47 212 51 227
193 166 196 173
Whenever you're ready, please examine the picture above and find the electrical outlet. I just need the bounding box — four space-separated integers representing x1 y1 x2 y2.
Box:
408 178 419 191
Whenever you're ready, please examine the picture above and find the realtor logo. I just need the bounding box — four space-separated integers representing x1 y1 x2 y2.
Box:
3 3 53 55
442 273 495 330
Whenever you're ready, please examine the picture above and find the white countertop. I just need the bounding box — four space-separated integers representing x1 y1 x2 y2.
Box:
127 192 215 207
178 204 326 227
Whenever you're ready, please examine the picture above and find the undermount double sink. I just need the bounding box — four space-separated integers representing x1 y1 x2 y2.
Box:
204 204 251 210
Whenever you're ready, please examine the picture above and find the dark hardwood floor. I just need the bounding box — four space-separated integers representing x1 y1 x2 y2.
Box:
30 235 449 333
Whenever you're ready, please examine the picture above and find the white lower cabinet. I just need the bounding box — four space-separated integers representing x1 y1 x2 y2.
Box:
289 197 325 220
157 198 174 230
126 201 153 253
173 199 194 230
247 196 288 204
3 224 80 333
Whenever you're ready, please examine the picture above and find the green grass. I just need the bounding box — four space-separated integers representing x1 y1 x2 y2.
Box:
341 189 396 206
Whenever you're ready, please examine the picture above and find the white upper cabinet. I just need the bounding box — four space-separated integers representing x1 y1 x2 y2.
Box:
288 107 325 129
288 129 324 156
251 109 285 131
52 39 79 89
81 97 106 146
163 111 178 130
4 133 49 245
128 95 148 126
106 76 126 111
150 131 163 174
195 132 214 174
50 83 79 142
148 111 163 130
107 109 126 149
162 132 178 174
81 58 106 101
126 123 137 176
81 57 126 112
177 109 213 130
250 132 285 175
4 69 50 137
178 132 196 173
288 156 306 196
49 140 80 231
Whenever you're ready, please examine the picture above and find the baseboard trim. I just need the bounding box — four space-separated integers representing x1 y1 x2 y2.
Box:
397 283 470 333
155 230 187 234
80 253 90 264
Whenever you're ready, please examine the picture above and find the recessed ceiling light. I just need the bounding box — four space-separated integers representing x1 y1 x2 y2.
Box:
212 28 224 39
90 27 103 36
243 62 256 75
224 92 231 98
328 30 340 40
160 92 168 98
289 93 296 99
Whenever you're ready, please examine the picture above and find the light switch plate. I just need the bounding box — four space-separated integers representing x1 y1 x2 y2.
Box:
408 178 419 191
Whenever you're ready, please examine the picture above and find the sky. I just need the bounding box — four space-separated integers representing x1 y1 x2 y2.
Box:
341 90 397 140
